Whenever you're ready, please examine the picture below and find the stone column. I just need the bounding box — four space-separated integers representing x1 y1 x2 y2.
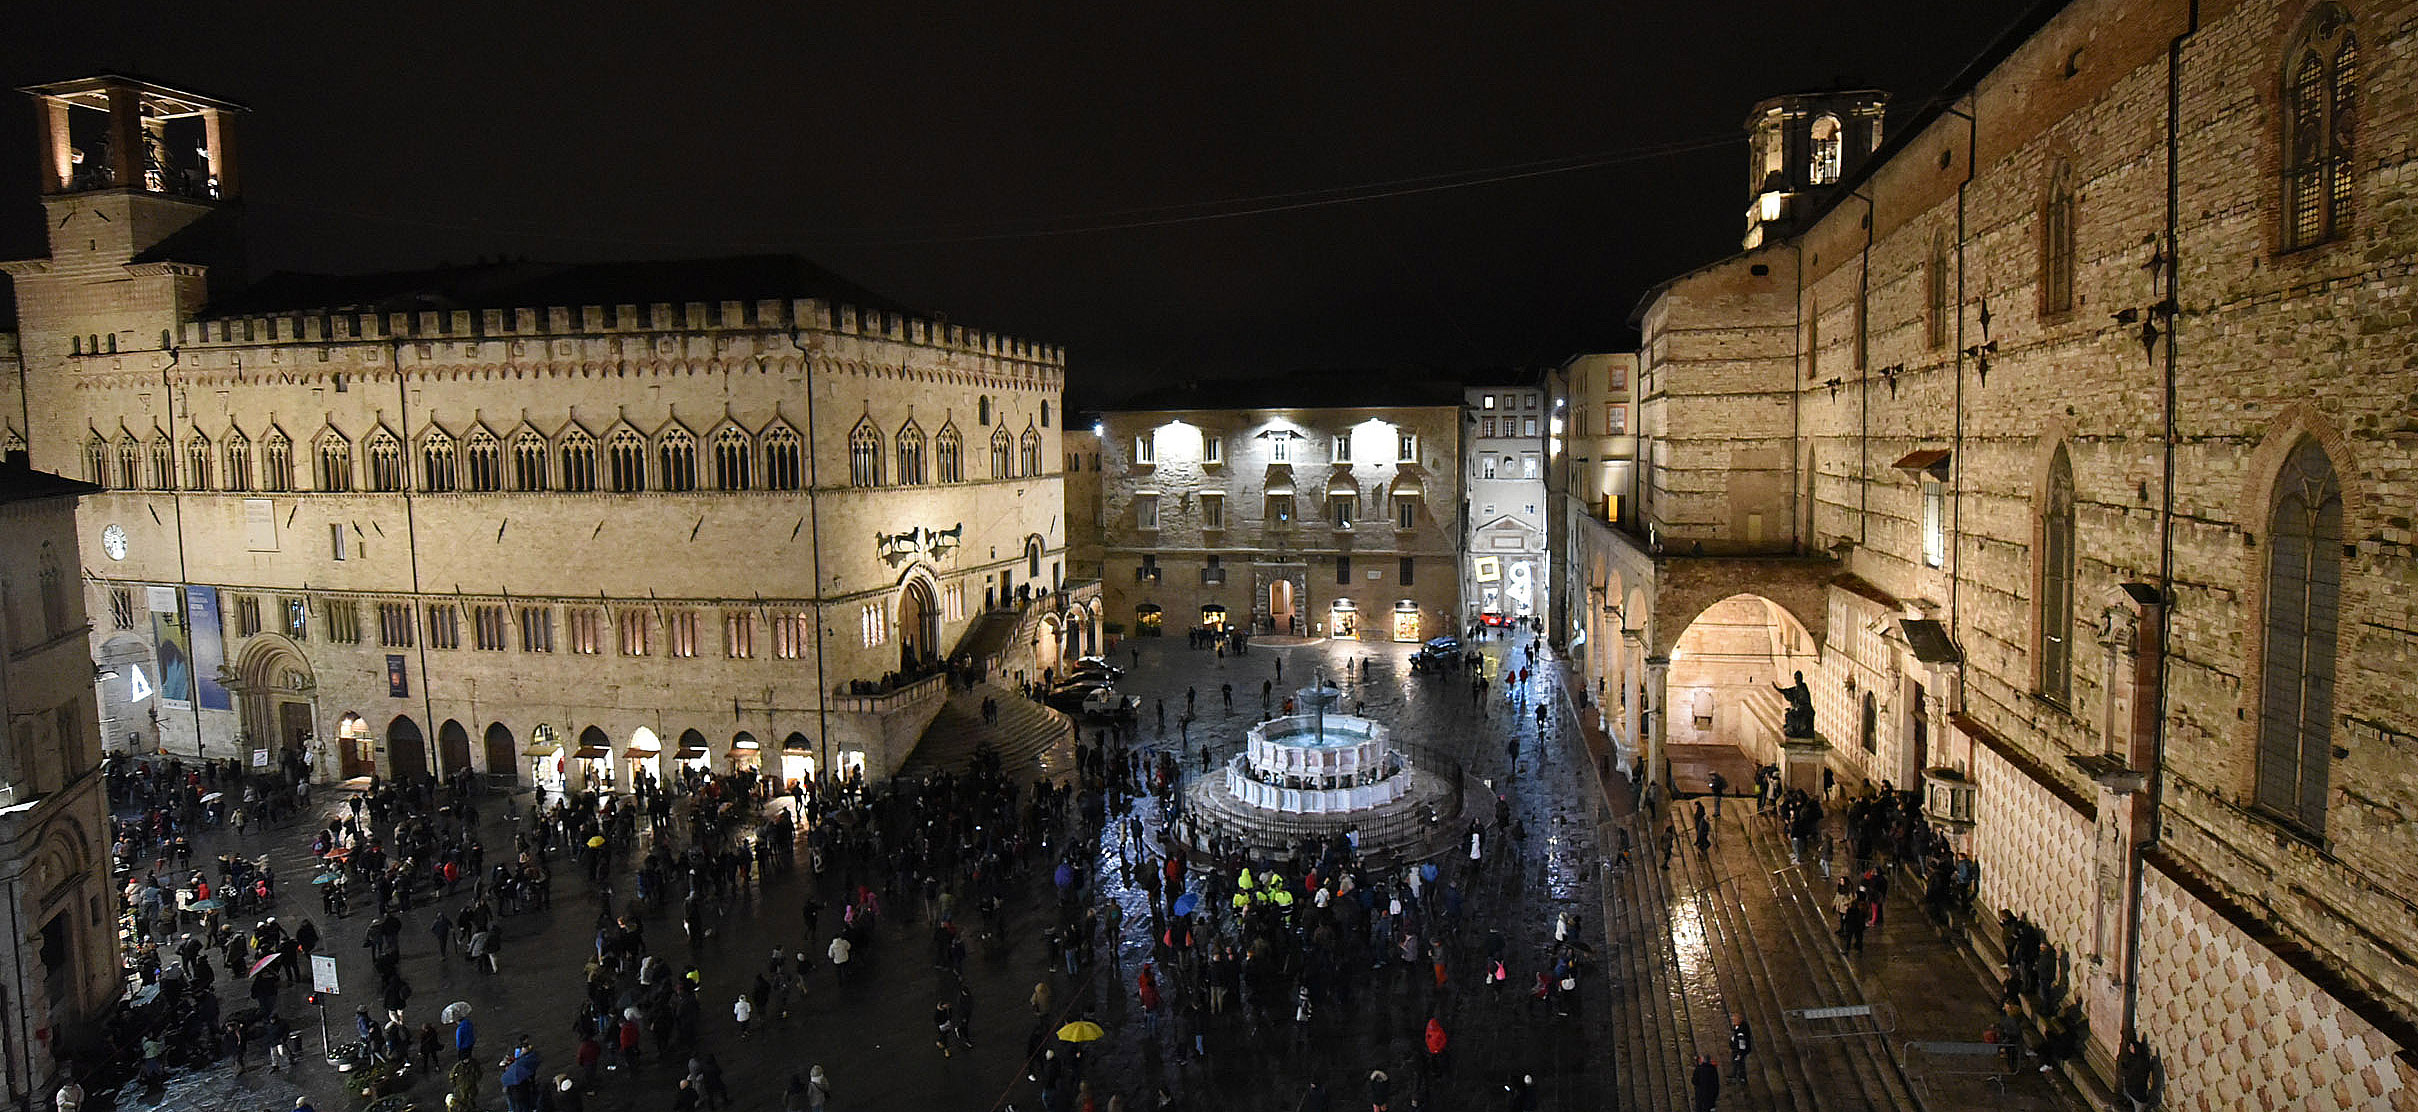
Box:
1618 630 1643 762
2074 583 2162 1068
1643 653 1670 790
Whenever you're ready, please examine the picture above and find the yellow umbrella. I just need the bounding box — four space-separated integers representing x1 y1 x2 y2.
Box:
1055 1021 1106 1043
586 835 606 848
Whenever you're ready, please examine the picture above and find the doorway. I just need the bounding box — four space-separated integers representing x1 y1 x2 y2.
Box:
438 720 472 776
386 716 428 782
277 700 313 762
1270 580 1296 634
1328 601 1357 639
336 713 374 779
899 578 939 670
483 723 516 778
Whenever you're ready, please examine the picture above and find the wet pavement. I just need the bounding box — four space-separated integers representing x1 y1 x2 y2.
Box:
109 627 1614 1112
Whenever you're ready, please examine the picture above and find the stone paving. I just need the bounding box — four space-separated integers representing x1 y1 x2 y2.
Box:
105 628 1612 1112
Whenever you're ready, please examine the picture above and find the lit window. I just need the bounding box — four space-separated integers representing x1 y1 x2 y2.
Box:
1333 435 1352 462
618 609 650 656
1269 435 1289 463
282 596 308 640
2282 6 2358 249
1922 478 1947 568
1396 433 1416 462
1200 493 1224 529
1482 456 1498 479
1809 114 1843 185
666 609 698 657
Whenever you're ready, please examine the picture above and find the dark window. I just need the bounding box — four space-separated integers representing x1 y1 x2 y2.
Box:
2039 446 2076 704
1399 557 1414 586
2282 6 2358 249
1335 556 1351 585
2256 438 2342 835
2041 160 2077 316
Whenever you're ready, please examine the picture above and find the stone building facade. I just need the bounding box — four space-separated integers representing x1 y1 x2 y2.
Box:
1097 384 1462 646
0 454 116 1103
1563 0 2418 1102
2 75 1071 789
1461 380 1550 629
1546 352 1637 749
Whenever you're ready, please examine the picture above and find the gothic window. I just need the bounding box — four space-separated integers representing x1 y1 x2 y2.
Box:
149 433 176 490
607 427 646 493
512 428 549 492
2041 160 2077 316
1041 401 1051 427
978 396 991 426
185 432 213 492
2038 445 2076 705
366 428 405 492
711 425 751 492
2256 438 2342 836
37 547 69 637
224 429 253 492
421 428 458 493
1809 114 1843 185
991 427 1013 479
1020 425 1042 477
1927 230 1951 349
315 428 353 492
895 421 926 486
559 427 597 493
761 423 802 491
84 435 108 487
848 419 883 487
116 433 141 489
261 427 294 492
463 427 502 492
658 425 697 492
935 422 964 483
2282 5 2358 249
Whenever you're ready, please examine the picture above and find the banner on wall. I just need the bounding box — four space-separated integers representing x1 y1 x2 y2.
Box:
185 586 231 711
152 605 192 708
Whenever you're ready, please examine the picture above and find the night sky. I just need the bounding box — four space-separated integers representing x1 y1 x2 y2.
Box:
0 2 2029 406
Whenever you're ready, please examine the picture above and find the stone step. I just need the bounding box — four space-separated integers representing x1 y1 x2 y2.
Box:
1611 812 1697 1112
1670 818 1822 1112
896 683 1074 780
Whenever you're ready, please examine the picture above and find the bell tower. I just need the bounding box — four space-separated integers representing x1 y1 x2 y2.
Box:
1741 89 1888 249
4 75 247 472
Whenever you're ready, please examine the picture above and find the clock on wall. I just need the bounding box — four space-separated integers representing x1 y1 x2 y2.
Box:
101 524 128 561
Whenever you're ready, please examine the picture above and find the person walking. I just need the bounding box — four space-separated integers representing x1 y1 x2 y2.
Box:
1728 1014 1753 1084
1691 1052 1721 1112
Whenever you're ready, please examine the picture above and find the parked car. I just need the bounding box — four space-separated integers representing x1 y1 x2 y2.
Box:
1080 690 1142 719
1070 657 1125 679
1043 680 1115 712
1412 635 1463 667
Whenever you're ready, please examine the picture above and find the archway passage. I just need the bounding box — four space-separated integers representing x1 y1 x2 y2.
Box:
899 578 940 670
235 639 315 764
437 719 472 776
1663 593 1817 795
483 723 516 778
336 713 374 779
1269 580 1296 635
386 716 428 783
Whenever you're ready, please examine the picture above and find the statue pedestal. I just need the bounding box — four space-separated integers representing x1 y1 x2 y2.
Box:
1779 732 1830 796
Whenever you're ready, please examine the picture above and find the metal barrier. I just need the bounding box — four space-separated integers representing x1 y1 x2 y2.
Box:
1902 1040 2014 1101
1781 1000 1898 1041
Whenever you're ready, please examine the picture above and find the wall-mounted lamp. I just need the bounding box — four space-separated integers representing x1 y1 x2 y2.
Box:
1824 377 1844 401
1877 363 1905 398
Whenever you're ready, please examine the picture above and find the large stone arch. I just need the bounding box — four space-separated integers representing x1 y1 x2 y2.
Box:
385 715 428 782
1664 592 1823 768
1647 557 1831 659
233 635 316 763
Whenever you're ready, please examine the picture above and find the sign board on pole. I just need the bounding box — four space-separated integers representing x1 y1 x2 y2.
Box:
253 749 271 769
310 953 340 995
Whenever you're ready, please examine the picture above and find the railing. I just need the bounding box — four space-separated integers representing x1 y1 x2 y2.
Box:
828 672 946 715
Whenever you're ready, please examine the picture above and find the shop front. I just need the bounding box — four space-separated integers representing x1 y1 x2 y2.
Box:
1328 599 1358 639
526 722 565 795
1392 601 1422 642
572 725 615 791
779 732 817 791
728 732 763 776
674 728 713 776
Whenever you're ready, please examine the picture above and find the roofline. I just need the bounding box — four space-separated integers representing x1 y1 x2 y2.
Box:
19 73 248 113
1093 402 1465 416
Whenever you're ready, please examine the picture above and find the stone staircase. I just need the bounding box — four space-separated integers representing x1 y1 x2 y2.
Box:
1608 803 1925 1112
895 681 1076 783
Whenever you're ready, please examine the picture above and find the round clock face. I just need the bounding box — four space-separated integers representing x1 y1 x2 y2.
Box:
101 524 128 561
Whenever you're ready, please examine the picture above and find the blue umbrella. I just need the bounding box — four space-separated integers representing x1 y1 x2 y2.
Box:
1420 863 1438 882
1054 863 1074 891
312 873 340 885
1170 892 1199 918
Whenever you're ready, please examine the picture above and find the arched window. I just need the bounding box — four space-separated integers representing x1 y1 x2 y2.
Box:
1041 401 1052 428
366 428 405 492
463 427 502 492
149 432 176 490
83 435 108 487
116 433 141 489
2041 159 2077 316
261 427 294 492
512 428 549 491
712 425 751 491
761 423 802 491
37 547 68 636
1809 114 1843 185
2256 438 2343 835
1927 230 1951 350
316 428 353 492
1027 537 1042 580
895 421 927 486
224 429 253 492
935 422 964 483
607 427 647 493
2038 445 2076 705
1020 426 1043 478
848 419 883 487
559 427 597 493
658 426 697 492
421 428 457 493
990 426 1013 479
2282 5 2358 248
185 432 213 492
977 396 991 426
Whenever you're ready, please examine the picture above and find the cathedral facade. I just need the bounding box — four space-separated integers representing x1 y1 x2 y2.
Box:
0 75 1071 788
1561 0 2418 1104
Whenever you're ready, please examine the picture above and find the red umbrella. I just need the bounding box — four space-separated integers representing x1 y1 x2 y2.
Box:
246 952 281 978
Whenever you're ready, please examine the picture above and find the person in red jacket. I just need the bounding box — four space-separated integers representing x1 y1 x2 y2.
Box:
1137 962 1163 1037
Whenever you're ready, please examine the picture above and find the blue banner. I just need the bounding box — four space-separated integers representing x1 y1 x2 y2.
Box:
185 586 232 711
